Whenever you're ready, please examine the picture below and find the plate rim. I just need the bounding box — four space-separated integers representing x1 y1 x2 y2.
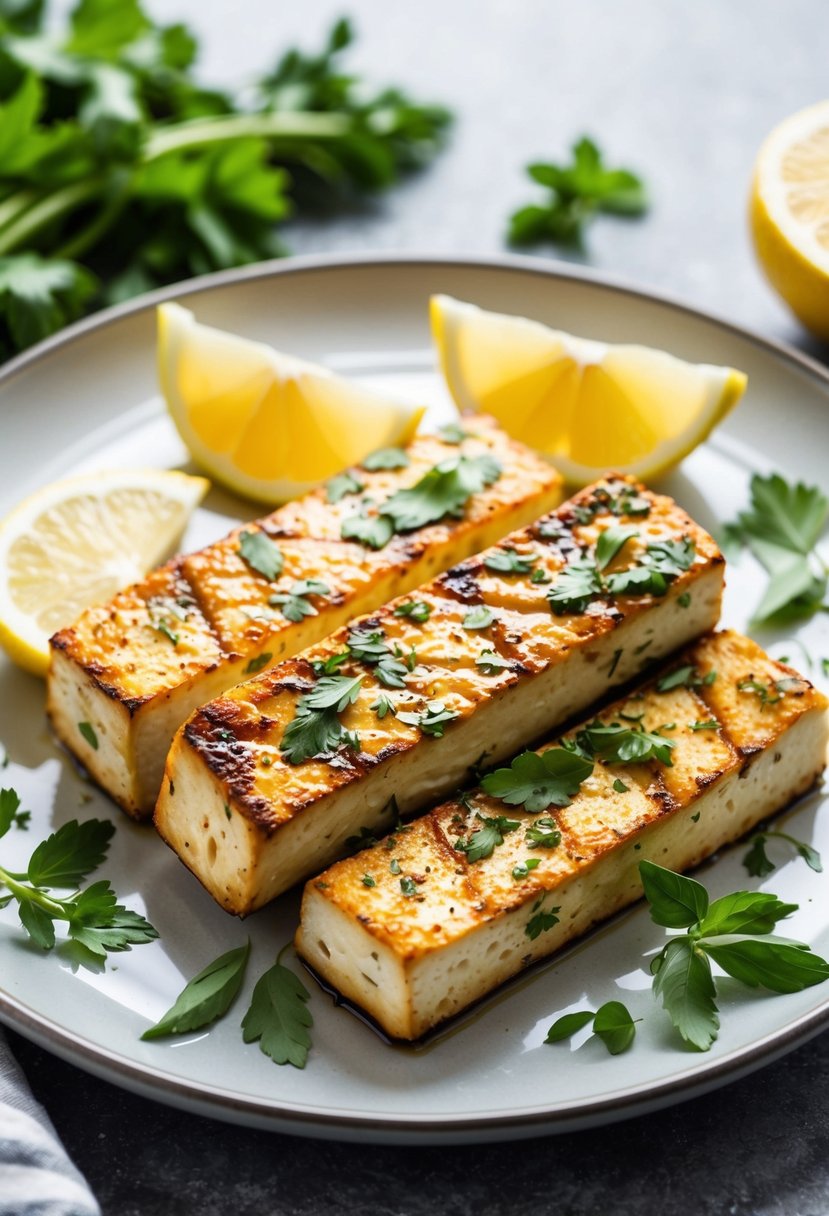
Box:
2 250 829 1142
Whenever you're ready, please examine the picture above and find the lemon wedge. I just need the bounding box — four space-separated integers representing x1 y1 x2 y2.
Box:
0 468 209 677
158 302 425 503
750 100 829 342
430 294 746 485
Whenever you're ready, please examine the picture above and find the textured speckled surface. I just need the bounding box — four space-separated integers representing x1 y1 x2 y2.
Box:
8 0 829 1211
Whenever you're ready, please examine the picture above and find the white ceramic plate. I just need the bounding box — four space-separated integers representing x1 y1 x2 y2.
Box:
1 254 829 1144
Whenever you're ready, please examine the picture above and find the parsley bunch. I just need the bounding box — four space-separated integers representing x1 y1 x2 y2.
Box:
723 473 828 622
0 794 156 960
0 5 451 357
508 136 647 248
641 861 829 1050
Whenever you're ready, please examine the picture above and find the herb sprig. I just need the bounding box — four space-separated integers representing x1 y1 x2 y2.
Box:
0 8 451 358
0 803 157 960
641 861 829 1050
508 136 647 248
723 473 828 622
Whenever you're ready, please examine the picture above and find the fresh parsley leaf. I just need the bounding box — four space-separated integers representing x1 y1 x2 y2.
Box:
547 558 603 615
455 813 520 862
437 422 469 444
525 897 560 941
481 747 593 812
341 512 394 550
725 474 828 621
239 529 284 580
280 674 363 764
463 605 494 630
326 470 363 503
244 652 272 675
64 880 157 957
302 673 363 712
382 454 501 532
656 664 710 693
0 254 96 353
0 788 23 839
142 941 250 1040
592 1000 637 1055
742 830 822 877
361 873 376 887
508 136 647 248
512 858 541 880
346 628 389 663
544 1009 595 1042
595 524 639 571
27 818 115 888
475 649 512 676
701 936 829 994
270 579 330 622
151 616 179 646
612 778 629 793
651 935 719 1051
638 860 708 929
689 719 720 732
524 817 562 849
394 599 431 623
78 721 98 750
361 446 409 471
241 949 313 1069
396 700 458 738
576 721 675 766
310 651 349 677
697 891 798 938
484 547 536 575
371 693 395 719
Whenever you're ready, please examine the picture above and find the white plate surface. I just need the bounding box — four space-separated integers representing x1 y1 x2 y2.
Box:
1 254 829 1144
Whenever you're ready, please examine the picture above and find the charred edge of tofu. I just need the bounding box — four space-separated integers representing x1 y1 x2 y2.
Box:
295 630 829 1040
154 477 725 915
175 475 724 830
46 418 562 816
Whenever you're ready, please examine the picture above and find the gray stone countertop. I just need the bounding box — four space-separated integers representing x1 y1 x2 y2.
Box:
9 1 829 1212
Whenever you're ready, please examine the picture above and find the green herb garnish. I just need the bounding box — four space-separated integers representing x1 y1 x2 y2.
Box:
142 942 250 1040
397 700 459 738
241 944 313 1069
394 600 432 623
742 830 822 878
545 1000 637 1055
454 813 520 863
326 471 363 503
483 547 536 575
239 530 284 581
362 447 409 471
481 747 593 812
508 137 647 248
463 605 494 630
270 579 330 623
0 808 156 960
641 861 829 1050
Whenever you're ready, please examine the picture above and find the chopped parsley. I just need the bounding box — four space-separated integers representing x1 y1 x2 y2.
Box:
244 652 273 675
437 422 470 444
524 817 562 849
513 858 541 880
270 579 330 623
737 676 802 708
689 719 720 732
394 600 432 623
484 547 536 575
595 524 639 571
326 470 363 503
656 664 717 693
239 530 284 580
280 674 363 765
454 813 520 862
526 897 560 941
397 700 459 738
361 874 376 888
575 721 675 766
475 649 512 676
547 558 603 615
340 513 394 550
78 721 98 750
463 605 494 630
399 876 417 897
362 447 409 471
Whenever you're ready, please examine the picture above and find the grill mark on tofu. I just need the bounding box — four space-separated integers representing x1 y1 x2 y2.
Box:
157 477 727 912
297 630 829 1040
47 418 563 817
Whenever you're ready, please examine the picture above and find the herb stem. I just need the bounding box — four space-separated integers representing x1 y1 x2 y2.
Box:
143 111 350 162
0 864 68 918
0 179 104 256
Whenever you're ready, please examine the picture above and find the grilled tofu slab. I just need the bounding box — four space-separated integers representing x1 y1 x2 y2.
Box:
47 418 561 818
155 476 725 914
296 631 829 1041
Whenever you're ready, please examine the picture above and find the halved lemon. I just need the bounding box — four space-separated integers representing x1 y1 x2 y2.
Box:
158 303 425 503
0 468 209 677
431 294 747 486
750 100 829 342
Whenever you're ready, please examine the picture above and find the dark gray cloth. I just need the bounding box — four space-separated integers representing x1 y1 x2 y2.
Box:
0 1028 99 1216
